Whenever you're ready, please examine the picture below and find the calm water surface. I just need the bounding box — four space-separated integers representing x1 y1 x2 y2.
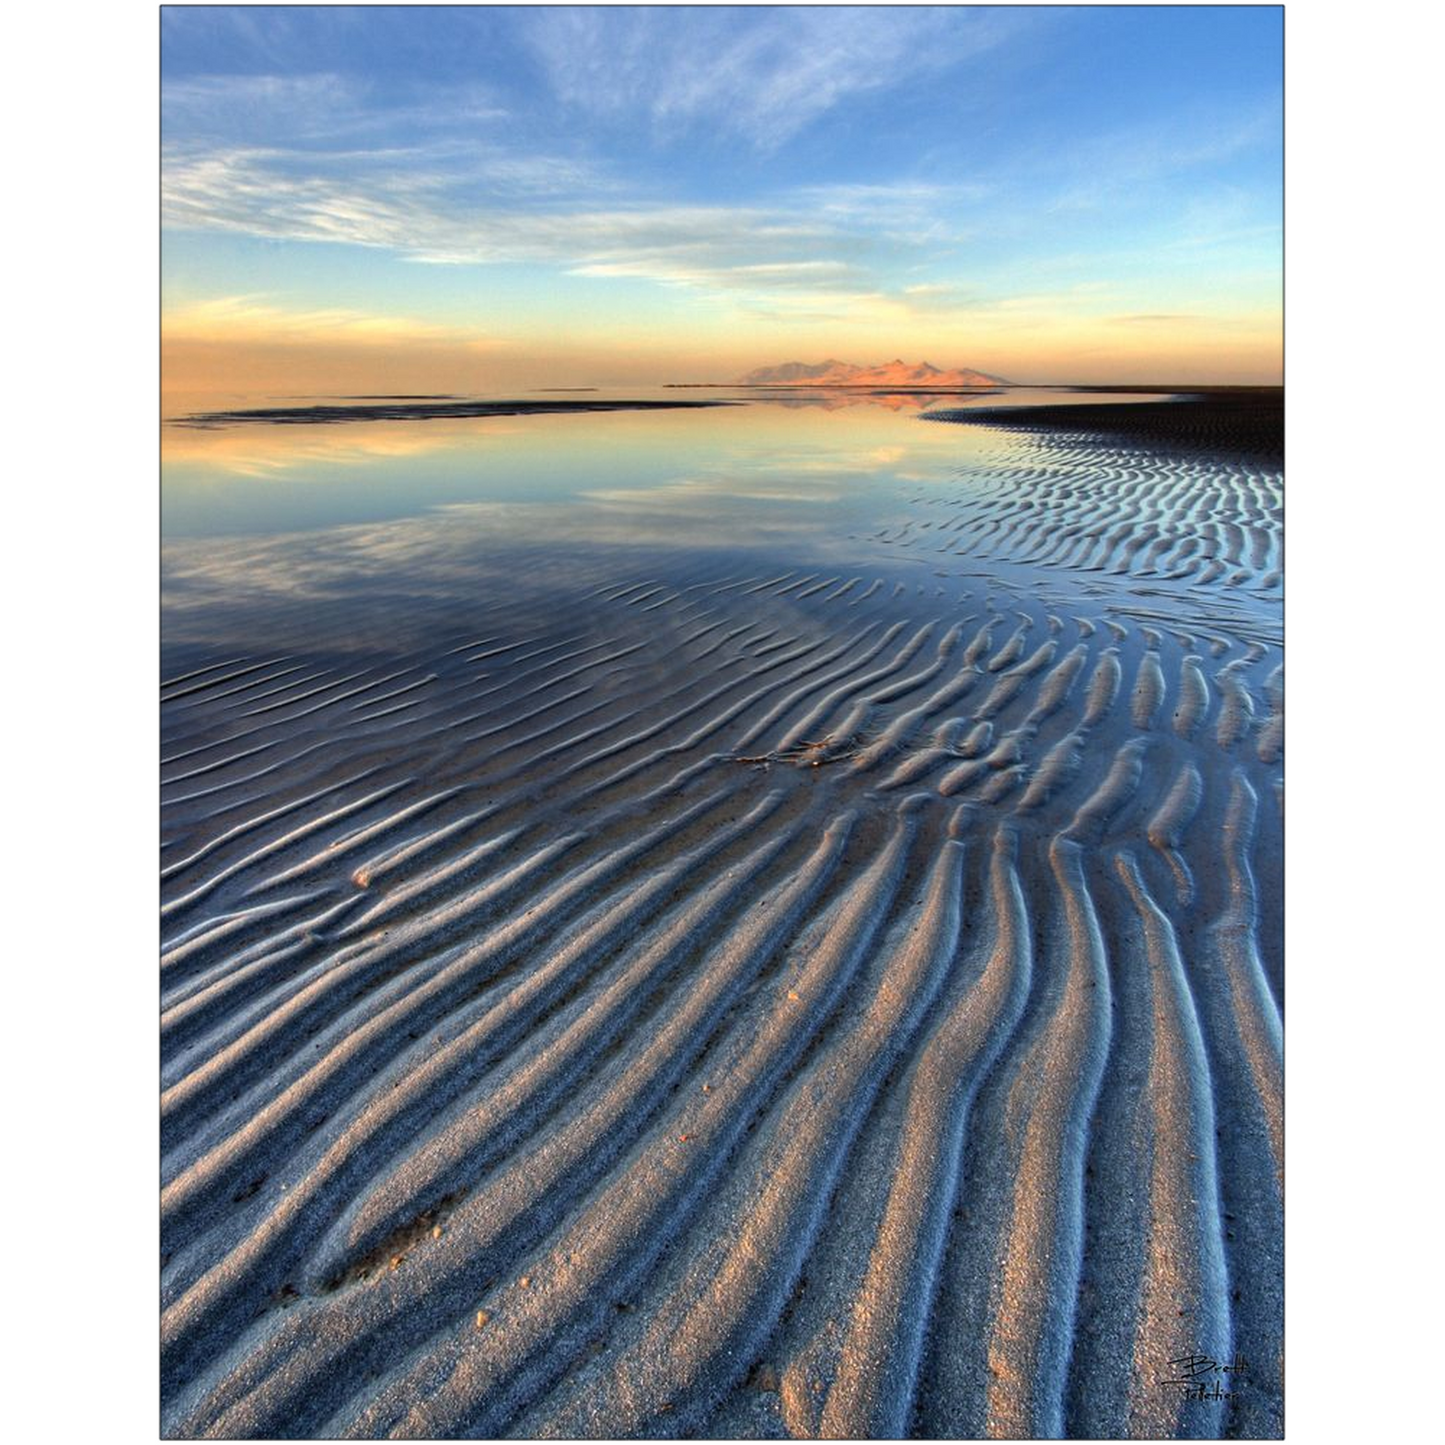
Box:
163 389 1113 661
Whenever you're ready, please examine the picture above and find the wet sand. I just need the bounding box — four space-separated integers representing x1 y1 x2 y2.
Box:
161 392 1282 1438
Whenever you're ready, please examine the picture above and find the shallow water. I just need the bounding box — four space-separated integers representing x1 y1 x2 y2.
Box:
163 388 1211 649
164 388 1014 534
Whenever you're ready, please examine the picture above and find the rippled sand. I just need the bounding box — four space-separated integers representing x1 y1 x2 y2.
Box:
161 392 1282 1438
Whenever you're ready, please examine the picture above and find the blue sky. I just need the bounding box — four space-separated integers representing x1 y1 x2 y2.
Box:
161 5 1284 385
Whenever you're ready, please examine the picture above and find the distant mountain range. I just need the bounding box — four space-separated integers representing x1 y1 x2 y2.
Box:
735 358 1009 387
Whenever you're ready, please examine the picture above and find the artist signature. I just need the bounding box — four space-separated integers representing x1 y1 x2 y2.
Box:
1159 1353 1247 1400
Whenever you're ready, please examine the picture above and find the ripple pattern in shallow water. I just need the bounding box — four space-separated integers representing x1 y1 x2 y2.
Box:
161 402 1283 1439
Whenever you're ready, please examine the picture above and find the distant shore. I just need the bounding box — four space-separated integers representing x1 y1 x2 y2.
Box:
170 398 739 429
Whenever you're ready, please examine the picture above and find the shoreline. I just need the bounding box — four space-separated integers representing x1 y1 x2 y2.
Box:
169 398 741 429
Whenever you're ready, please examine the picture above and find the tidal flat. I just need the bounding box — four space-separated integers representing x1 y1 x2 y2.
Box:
161 386 1283 1439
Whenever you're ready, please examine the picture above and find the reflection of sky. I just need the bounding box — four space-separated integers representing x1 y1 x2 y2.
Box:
162 394 1003 539
162 397 1010 658
162 390 1278 664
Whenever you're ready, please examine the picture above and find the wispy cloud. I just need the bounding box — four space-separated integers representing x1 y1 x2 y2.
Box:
520 6 1020 150
1042 106 1281 214
162 70 509 151
161 144 930 304
163 294 492 346
165 147 1225 336
1110 313 1202 326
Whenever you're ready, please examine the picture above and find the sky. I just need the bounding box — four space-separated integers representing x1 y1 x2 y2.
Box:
160 4 1284 391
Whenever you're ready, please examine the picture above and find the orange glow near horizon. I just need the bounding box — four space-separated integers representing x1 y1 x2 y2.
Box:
163 319 1283 402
